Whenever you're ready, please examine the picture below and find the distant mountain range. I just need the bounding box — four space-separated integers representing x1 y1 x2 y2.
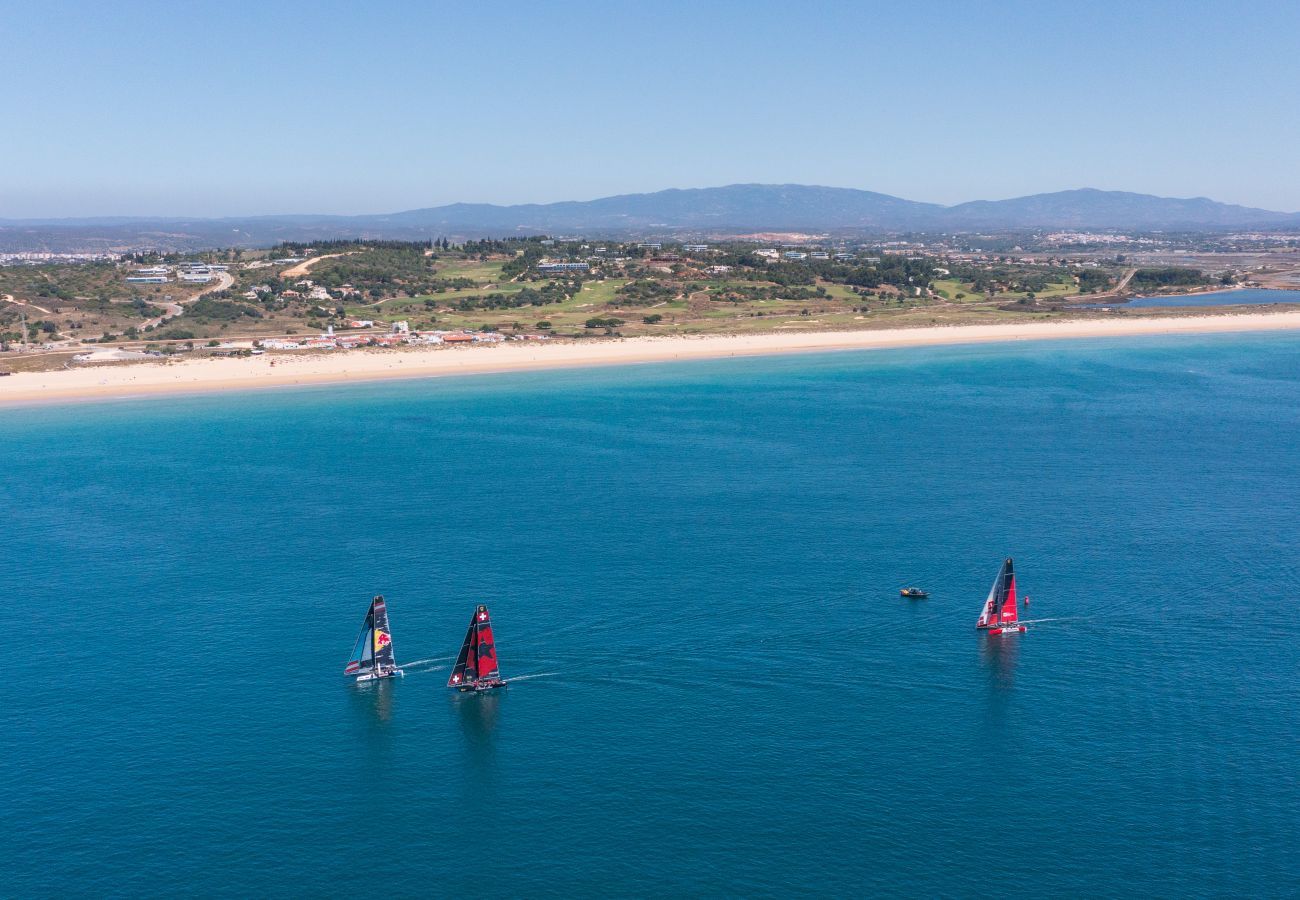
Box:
3 185 1298 251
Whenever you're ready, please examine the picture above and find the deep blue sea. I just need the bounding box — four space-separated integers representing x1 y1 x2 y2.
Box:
1097 288 1300 308
3 335 1298 897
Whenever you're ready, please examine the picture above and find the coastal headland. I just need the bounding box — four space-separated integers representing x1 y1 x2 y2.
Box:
3 311 1299 406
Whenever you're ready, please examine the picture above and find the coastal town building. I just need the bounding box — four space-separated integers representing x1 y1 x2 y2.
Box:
537 262 590 273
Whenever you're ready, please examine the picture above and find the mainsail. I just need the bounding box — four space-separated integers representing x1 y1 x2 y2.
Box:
976 558 1019 629
448 605 502 689
345 595 398 677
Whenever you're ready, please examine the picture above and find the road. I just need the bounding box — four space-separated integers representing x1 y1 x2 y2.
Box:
1114 267 1138 293
1057 267 1139 304
280 252 355 279
2 293 54 315
140 270 235 331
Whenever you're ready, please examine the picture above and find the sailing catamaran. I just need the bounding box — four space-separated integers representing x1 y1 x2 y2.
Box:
344 594 404 682
976 558 1027 635
448 604 505 692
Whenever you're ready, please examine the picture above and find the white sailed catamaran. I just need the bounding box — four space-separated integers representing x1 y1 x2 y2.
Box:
344 594 404 682
976 558 1027 635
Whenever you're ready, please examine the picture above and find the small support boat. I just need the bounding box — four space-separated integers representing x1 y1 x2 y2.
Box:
900 587 929 598
344 594 404 681
976 558 1027 634
448 604 505 693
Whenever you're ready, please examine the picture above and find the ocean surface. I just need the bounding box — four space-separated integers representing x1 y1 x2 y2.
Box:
2 334 1298 897
1098 287 1300 308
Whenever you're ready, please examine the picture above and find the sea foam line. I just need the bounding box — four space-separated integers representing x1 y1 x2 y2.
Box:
504 672 560 684
402 656 454 668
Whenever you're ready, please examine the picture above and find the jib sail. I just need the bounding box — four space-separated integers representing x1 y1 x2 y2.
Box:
345 595 397 676
448 605 501 688
976 558 1019 629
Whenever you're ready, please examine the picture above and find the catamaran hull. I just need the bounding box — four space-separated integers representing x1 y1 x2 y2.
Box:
452 680 505 693
988 626 1027 635
355 669 404 683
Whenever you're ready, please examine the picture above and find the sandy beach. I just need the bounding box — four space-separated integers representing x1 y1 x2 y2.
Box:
3 311 1299 406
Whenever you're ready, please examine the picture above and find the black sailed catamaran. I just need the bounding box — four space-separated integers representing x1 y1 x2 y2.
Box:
345 595 404 682
976 558 1027 635
448 604 505 692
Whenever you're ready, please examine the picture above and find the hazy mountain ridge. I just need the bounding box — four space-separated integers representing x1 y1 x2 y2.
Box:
3 185 1298 251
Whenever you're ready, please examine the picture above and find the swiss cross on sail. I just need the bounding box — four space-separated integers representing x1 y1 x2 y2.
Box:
345 595 399 677
448 604 503 689
976 558 1019 629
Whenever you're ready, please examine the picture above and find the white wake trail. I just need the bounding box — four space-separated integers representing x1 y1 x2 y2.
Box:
504 672 560 684
401 656 454 668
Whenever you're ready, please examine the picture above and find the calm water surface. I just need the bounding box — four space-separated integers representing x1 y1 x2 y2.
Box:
1097 287 1300 308
2 334 1298 896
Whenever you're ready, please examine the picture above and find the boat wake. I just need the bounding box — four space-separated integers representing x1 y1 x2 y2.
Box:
504 671 560 684
1018 616 1091 626
401 656 454 669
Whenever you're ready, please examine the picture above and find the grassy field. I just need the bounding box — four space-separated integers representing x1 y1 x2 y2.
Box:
327 270 984 337
932 276 1077 303
435 258 509 281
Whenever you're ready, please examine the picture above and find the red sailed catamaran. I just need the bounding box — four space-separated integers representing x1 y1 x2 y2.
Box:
976 558 1027 635
448 604 505 692
345 594 404 681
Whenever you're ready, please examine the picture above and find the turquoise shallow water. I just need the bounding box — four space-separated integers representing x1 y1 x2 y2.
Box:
2 335 1298 896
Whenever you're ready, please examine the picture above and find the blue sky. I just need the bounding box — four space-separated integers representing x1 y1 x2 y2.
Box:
4 0 1299 217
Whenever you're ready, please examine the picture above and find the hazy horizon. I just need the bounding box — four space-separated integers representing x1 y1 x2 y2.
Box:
3 183 1298 224
5 0 1299 217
